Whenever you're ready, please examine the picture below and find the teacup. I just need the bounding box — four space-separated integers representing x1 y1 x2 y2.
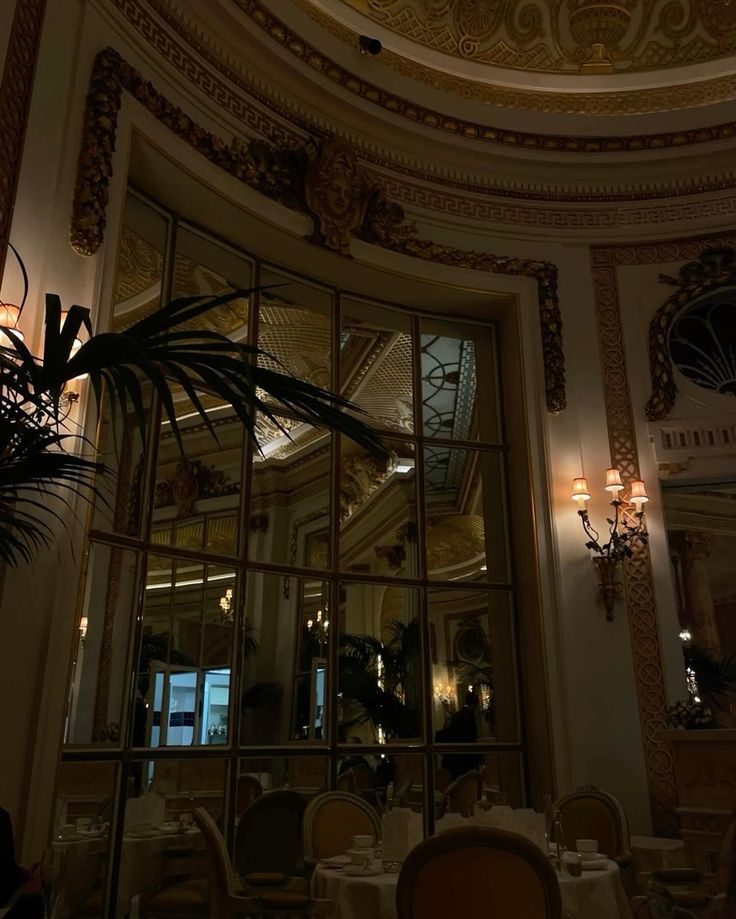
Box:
351 834 373 849
575 839 598 855
350 847 375 869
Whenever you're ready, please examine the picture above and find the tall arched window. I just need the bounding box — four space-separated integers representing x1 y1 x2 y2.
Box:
54 190 524 916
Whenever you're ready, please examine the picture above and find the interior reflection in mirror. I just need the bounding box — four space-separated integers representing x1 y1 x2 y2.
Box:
134 556 235 747
241 573 329 745
339 438 417 577
338 583 422 744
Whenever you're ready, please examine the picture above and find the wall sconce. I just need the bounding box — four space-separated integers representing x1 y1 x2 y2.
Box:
79 615 88 647
571 468 649 621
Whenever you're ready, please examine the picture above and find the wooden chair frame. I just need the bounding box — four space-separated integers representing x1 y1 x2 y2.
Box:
302 791 381 864
396 826 562 919
553 786 632 866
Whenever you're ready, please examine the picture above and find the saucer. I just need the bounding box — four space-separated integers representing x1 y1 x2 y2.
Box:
579 852 606 862
344 863 382 877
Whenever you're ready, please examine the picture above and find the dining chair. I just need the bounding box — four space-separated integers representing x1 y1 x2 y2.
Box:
193 807 333 918
302 792 381 865
396 826 562 919
236 776 263 815
234 790 307 887
440 770 482 818
552 786 632 867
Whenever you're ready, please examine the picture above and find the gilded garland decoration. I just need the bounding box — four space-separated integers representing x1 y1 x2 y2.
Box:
70 48 566 414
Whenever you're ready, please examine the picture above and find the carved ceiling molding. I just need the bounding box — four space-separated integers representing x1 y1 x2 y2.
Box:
230 0 736 154
115 0 736 161
336 0 736 74
70 48 566 413
589 231 736 834
646 246 736 421
298 0 736 116
0 0 47 280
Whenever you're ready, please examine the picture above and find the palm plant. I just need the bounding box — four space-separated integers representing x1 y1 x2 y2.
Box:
0 284 384 566
339 618 420 739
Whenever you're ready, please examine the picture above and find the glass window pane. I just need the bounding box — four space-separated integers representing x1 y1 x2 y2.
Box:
134 556 235 747
117 757 227 916
339 583 423 743
240 572 330 746
153 404 244 558
341 299 414 434
112 194 168 333
258 271 332 393
65 544 139 746
51 762 118 918
424 446 509 583
339 438 417 577
429 589 519 745
173 227 253 339
249 414 331 570
237 756 328 812
420 319 500 444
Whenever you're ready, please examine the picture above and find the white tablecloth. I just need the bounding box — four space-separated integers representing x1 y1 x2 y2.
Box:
53 828 202 917
313 859 633 919
630 835 688 875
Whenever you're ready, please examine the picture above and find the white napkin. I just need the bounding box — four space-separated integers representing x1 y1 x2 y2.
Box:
124 793 165 830
381 807 423 860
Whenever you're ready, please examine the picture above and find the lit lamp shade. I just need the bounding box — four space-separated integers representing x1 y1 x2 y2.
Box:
605 467 624 493
571 477 591 504
0 302 23 344
630 479 649 507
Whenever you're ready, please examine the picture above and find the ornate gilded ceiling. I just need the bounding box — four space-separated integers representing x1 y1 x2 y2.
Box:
336 0 736 74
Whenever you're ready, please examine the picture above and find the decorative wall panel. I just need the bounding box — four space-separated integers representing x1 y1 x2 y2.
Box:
590 233 736 834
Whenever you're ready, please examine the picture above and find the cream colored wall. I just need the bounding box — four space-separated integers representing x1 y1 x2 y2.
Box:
4 0 734 858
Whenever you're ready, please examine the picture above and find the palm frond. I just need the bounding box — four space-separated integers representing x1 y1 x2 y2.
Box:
0 415 104 565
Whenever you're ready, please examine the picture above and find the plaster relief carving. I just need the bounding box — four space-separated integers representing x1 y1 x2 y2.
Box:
71 48 566 414
341 0 736 72
305 139 378 255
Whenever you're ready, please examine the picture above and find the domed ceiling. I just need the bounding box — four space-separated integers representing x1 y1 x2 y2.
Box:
334 0 736 74
292 0 736 115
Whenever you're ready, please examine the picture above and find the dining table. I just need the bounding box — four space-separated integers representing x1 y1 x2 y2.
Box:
312 856 634 919
52 826 202 918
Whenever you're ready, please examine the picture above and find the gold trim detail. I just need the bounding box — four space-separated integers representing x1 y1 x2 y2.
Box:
646 246 736 421
297 0 736 116
70 49 566 414
111 0 736 209
0 0 47 279
230 0 736 153
334 0 736 75
116 0 736 156
588 234 736 833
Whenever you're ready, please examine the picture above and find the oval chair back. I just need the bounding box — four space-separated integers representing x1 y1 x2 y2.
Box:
303 792 381 862
234 789 307 879
553 787 630 864
193 807 234 919
396 827 562 919
441 770 482 818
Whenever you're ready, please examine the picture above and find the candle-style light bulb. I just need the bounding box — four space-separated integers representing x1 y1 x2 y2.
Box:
571 477 591 505
605 468 624 493
630 480 649 508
